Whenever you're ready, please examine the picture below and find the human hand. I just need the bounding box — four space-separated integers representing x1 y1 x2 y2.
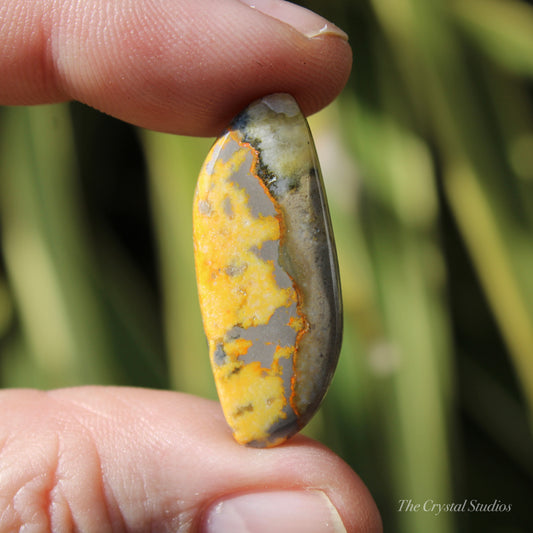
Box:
2 0 352 136
1 1 381 531
2 387 380 531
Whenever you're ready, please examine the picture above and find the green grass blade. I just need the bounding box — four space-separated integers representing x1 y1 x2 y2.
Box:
0 105 114 387
142 130 216 398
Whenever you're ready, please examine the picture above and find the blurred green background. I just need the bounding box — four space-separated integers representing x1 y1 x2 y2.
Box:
1 0 533 531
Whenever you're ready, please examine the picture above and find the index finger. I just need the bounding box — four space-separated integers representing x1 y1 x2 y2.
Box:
0 0 352 135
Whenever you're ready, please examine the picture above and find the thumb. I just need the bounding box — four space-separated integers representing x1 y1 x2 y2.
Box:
0 387 381 532
1 0 352 136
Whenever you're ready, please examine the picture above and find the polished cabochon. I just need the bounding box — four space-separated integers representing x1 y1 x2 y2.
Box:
193 94 342 447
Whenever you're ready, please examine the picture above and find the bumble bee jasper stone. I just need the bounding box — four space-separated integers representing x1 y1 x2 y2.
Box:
193 93 342 447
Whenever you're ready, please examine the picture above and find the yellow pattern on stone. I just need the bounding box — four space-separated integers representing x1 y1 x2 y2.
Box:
213 359 287 446
193 132 304 446
194 136 296 340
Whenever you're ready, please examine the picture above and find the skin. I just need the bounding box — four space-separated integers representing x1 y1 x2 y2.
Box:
0 0 382 531
1 0 351 135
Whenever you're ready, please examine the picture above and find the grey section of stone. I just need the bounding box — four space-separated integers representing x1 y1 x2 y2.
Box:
246 410 299 448
250 241 293 290
225 305 298 368
223 196 234 217
262 93 300 117
213 343 227 366
198 199 212 216
218 135 239 163
276 354 296 421
250 241 276 262
204 135 233 175
225 142 277 218
204 153 217 175
276 167 342 420
223 301 300 440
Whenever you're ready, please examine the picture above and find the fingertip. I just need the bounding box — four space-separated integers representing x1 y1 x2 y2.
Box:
268 435 383 533
177 32 352 136
210 34 353 130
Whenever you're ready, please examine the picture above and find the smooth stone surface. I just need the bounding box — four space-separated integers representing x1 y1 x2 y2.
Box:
193 93 342 447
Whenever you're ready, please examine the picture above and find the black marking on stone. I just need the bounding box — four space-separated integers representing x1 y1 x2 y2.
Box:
235 128 286 200
230 365 243 376
234 403 254 417
231 111 251 132
257 163 279 191
256 155 301 199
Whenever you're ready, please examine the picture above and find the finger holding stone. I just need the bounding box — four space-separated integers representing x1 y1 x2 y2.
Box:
0 0 352 136
0 387 381 532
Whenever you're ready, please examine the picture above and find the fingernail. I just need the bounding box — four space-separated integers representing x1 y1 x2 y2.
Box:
239 0 349 40
203 490 347 533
